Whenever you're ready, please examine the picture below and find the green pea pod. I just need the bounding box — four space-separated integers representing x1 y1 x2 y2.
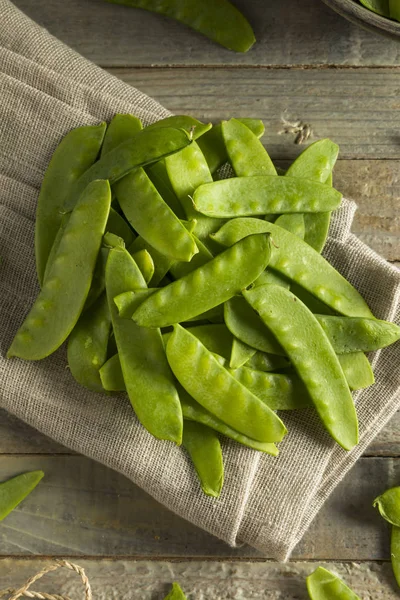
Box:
106 206 135 246
101 113 142 156
254 269 291 289
213 219 374 319
197 118 265 174
42 214 69 284
389 0 400 19
317 315 400 353
392 526 400 587
67 294 111 392
285 139 339 253
373 487 400 526
128 236 175 286
146 115 212 140
182 420 224 497
290 282 336 316
132 233 272 328
360 0 390 17
338 352 374 390
306 566 361 600
8 180 111 360
105 247 182 444
193 177 342 218
246 351 291 373
244 285 359 451
114 289 157 319
147 161 186 219
35 122 106 285
221 118 276 176
85 233 125 311
131 250 155 284
103 0 255 53
166 325 287 444
64 127 191 211
99 353 125 392
163 582 188 600
116 167 198 262
230 338 256 369
170 234 213 280
0 471 44 521
275 213 305 239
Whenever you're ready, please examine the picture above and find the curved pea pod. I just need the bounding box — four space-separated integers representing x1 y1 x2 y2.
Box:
182 420 224 497
166 325 287 443
67 294 111 393
163 582 188 600
230 338 256 369
316 315 400 353
179 386 278 455
115 167 198 262
132 233 272 328
197 118 265 174
64 127 192 211
247 351 291 373
104 0 255 53
0 471 44 521
392 526 400 587
146 115 212 140
373 487 400 527
275 214 305 239
101 113 142 157
213 219 374 319
170 234 213 280
106 206 135 246
193 176 342 218
185 324 233 360
147 161 185 219
131 250 155 284
99 353 125 392
106 247 182 444
35 122 106 285
8 180 111 360
244 284 359 450
306 567 361 600
222 118 276 176
128 236 174 286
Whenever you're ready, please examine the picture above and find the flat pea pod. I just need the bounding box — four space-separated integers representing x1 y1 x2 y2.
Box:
163 582 188 600
221 118 276 176
8 180 111 360
317 315 400 353
306 566 361 600
35 122 106 285
244 284 358 451
360 0 389 16
101 113 142 157
106 206 135 246
373 487 400 526
193 176 342 218
197 118 265 175
64 127 191 211
338 353 374 390
67 294 111 392
213 219 374 319
0 471 44 521
166 325 287 443
392 526 400 587
286 139 339 253
106 247 182 443
131 249 155 284
146 115 212 140
275 213 305 239
169 234 213 280
132 233 271 328
116 167 198 262
147 161 186 219
230 338 256 369
182 420 224 497
103 0 255 53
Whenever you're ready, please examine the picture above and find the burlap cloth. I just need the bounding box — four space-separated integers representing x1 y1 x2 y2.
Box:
0 0 399 561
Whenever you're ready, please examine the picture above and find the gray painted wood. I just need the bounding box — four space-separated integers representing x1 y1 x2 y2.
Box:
0 456 398 559
0 559 397 598
13 0 400 67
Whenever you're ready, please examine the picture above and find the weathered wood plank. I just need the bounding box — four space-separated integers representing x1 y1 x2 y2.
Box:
14 0 400 67
0 559 396 599
0 456 397 559
0 409 68 455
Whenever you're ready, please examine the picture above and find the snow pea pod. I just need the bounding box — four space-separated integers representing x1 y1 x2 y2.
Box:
0 471 44 521
244 285 358 450
104 0 255 53
128 236 174 286
67 294 111 393
106 206 135 246
360 0 389 16
116 167 198 262
101 113 142 157
170 234 213 280
106 247 182 443
275 213 305 239
390 0 400 19
185 324 233 359
42 214 69 284
99 353 125 392
182 420 224 497
373 487 400 526
114 289 156 319
230 338 256 369
35 122 106 285
221 118 276 176
193 177 341 218
197 118 265 175
64 127 191 211
339 353 374 390
213 219 374 319
84 233 125 311
147 161 185 219
290 282 336 316
286 139 339 253
392 526 400 587
146 115 212 140
163 582 188 600
247 351 291 373
307 566 361 600
8 180 111 360
166 325 287 443
131 249 155 284
317 315 400 353
132 233 272 328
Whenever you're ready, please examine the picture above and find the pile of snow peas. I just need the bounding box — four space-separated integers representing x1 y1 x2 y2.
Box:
7 114 400 498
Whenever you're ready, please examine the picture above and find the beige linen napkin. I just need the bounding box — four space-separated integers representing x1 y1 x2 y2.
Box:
1 0 399 561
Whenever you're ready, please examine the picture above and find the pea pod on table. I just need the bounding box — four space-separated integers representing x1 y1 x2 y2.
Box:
306 566 361 600
244 284 359 451
0 471 44 521
8 180 112 360
163 582 188 600
182 420 224 497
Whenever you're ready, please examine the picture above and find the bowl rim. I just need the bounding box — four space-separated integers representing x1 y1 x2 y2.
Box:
322 0 400 33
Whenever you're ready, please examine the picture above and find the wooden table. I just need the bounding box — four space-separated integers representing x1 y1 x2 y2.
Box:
1 1 399 597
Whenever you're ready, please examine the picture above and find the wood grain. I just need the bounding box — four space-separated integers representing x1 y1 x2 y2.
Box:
12 0 400 67
0 456 398 559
